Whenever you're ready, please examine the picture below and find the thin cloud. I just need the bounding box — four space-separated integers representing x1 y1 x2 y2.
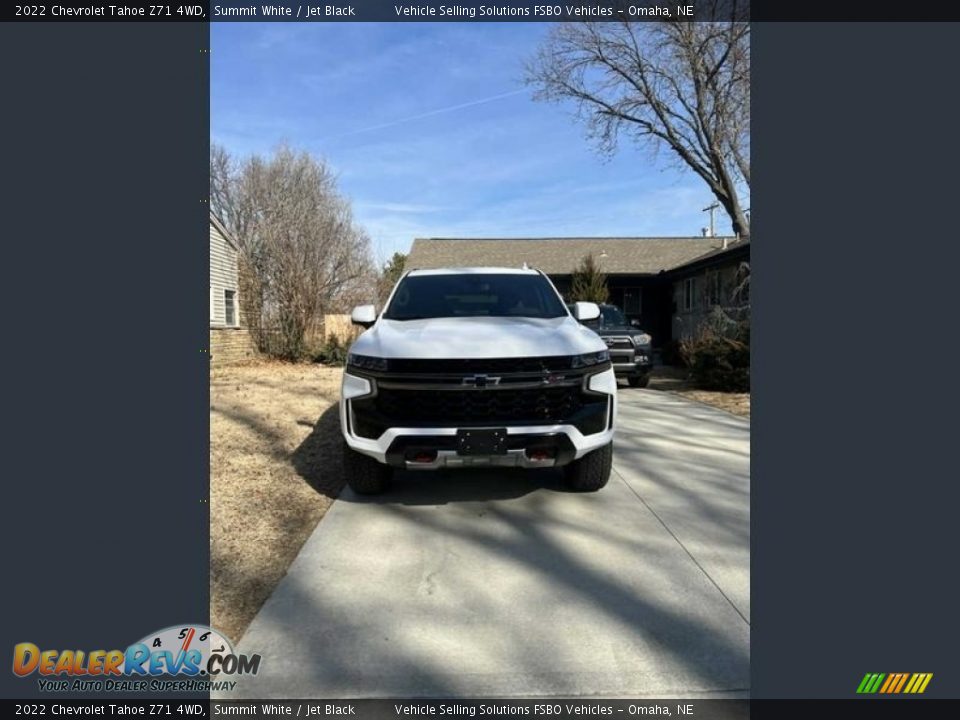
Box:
356 202 448 214
321 88 528 142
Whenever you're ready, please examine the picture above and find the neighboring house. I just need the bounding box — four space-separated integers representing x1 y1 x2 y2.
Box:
669 239 750 342
209 213 256 365
405 236 750 347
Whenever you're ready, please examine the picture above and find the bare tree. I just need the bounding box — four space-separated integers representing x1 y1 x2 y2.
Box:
210 144 376 359
526 7 750 236
211 145 268 345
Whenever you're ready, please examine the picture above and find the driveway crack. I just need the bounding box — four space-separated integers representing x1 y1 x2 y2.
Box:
612 465 750 627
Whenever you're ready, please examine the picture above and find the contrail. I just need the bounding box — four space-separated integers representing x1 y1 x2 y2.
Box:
323 88 528 141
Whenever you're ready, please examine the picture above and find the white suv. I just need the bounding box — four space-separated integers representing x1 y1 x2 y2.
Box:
339 267 617 494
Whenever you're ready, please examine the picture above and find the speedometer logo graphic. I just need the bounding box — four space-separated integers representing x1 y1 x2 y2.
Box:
131 624 234 676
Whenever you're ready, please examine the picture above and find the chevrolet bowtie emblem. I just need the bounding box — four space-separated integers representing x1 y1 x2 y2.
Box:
462 374 500 388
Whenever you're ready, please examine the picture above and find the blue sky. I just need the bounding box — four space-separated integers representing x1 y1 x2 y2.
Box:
212 22 734 263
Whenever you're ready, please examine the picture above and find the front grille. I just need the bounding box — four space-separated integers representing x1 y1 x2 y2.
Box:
604 336 634 350
370 356 580 374
349 357 614 439
374 385 590 426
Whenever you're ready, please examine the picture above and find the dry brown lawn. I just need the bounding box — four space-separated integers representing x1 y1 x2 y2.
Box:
673 389 750 417
210 360 344 643
648 366 750 418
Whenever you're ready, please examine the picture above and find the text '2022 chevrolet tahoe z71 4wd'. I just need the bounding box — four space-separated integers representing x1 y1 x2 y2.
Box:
340 267 617 495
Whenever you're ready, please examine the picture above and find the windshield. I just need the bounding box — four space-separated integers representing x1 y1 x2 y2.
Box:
600 305 628 327
384 273 568 320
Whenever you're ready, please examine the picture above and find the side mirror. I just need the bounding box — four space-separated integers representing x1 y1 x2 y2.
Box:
630 319 641 327
350 304 377 328
572 301 600 322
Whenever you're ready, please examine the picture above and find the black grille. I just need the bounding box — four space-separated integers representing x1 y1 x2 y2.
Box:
361 385 605 428
373 356 579 374
603 337 634 350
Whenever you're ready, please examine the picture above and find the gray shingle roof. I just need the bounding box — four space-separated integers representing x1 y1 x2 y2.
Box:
669 237 750 272
406 237 740 275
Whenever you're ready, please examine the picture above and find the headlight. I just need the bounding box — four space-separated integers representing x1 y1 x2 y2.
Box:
634 333 652 346
571 350 610 368
347 354 388 372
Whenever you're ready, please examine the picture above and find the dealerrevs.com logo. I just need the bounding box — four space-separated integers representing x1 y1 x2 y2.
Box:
12 624 260 693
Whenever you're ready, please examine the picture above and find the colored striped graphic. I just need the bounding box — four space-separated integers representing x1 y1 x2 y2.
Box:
857 672 933 694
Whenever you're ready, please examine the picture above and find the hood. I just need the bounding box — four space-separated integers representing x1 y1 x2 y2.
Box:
350 316 606 360
595 323 651 343
596 322 634 334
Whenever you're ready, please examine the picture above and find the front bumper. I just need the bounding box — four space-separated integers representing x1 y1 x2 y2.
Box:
383 432 578 469
610 349 653 377
342 420 615 468
340 367 618 468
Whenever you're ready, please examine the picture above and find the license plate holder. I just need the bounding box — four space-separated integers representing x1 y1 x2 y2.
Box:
456 428 508 456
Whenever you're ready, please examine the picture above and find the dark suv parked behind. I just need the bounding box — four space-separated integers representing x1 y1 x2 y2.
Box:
572 303 653 388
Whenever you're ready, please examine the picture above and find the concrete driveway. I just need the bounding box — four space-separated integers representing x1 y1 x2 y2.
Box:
221 390 749 698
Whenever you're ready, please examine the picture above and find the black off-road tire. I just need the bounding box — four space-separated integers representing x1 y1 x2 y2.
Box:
343 443 392 495
628 374 650 388
565 442 613 492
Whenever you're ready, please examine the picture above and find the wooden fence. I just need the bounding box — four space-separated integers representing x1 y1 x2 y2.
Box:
252 314 361 358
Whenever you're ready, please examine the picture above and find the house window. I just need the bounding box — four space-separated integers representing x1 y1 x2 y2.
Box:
622 288 642 315
683 278 696 311
224 290 237 326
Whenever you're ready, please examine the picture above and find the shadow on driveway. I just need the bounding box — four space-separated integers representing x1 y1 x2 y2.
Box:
229 393 750 698
293 403 573 505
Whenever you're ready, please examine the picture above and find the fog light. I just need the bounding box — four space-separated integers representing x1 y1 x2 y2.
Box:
587 368 617 395
342 373 373 399
526 447 555 461
408 450 438 464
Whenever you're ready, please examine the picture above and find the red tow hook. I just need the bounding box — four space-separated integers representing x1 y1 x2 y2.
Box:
410 450 438 464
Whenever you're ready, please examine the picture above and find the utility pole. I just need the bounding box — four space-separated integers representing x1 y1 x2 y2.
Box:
702 202 720 238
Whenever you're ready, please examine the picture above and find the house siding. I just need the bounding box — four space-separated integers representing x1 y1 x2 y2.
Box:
671 262 745 340
209 220 239 327
209 215 256 365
